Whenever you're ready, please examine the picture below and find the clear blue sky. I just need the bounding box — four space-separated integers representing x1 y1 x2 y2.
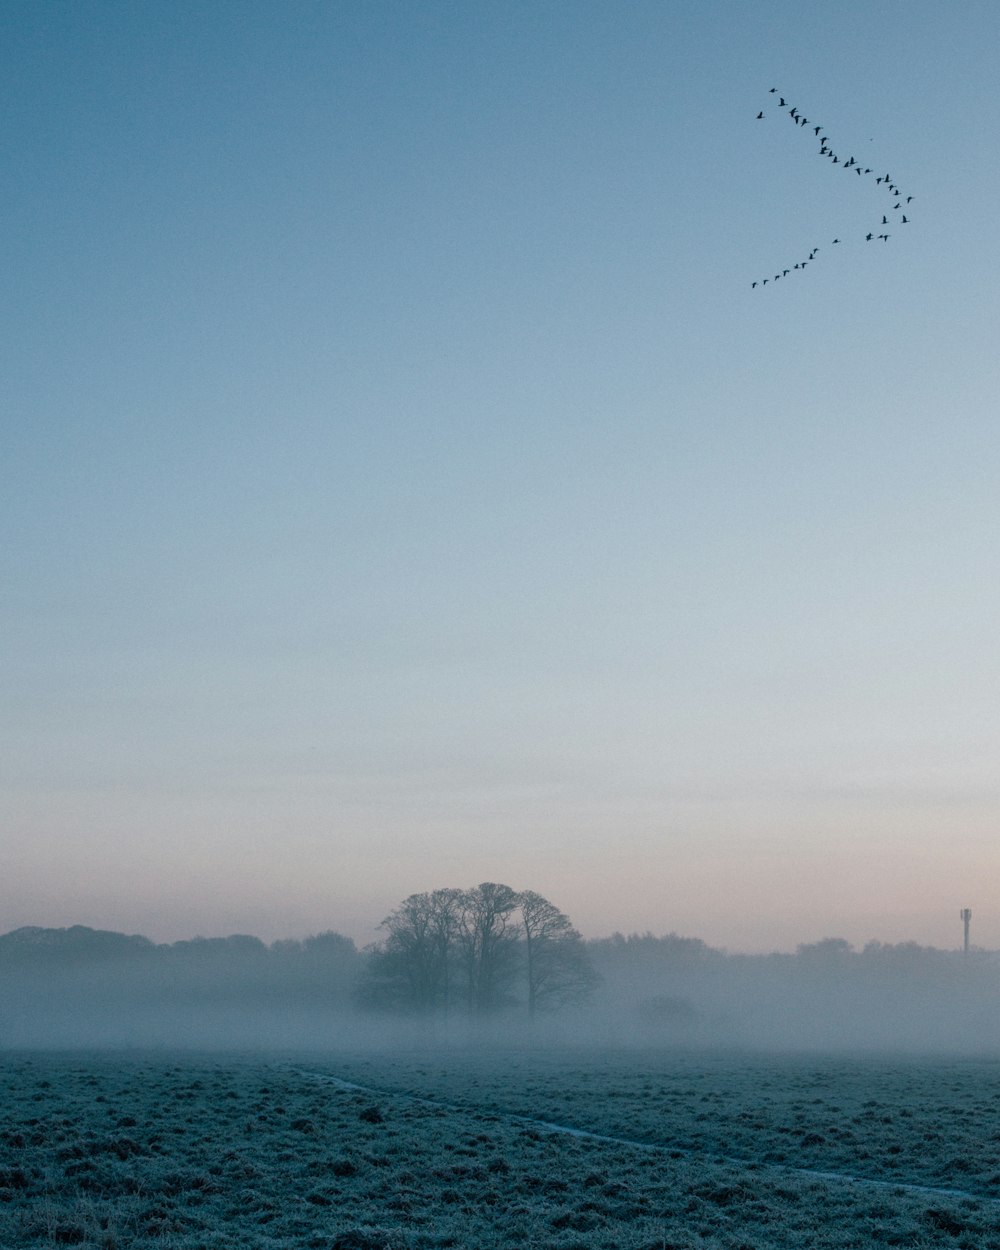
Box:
3 0 999 951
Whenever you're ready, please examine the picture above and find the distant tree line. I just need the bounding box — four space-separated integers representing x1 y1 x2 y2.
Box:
358 882 599 1017
0 926 362 1007
2 920 997 1050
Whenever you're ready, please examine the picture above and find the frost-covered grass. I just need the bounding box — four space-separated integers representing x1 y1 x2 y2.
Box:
327 1048 1000 1198
1 1050 997 1249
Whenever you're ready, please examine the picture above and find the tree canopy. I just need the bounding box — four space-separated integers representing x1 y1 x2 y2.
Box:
359 882 598 1018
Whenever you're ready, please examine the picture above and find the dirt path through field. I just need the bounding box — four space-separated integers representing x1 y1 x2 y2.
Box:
285 1065 1000 1209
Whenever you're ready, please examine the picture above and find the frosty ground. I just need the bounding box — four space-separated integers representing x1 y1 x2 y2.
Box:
1 1049 998 1249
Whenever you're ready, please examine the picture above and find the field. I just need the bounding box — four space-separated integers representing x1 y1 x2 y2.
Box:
2 1047 998 1249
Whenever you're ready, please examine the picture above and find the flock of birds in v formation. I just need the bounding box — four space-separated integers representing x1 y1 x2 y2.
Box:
752 88 913 288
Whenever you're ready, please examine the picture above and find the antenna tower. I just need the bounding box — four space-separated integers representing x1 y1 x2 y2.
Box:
960 907 972 954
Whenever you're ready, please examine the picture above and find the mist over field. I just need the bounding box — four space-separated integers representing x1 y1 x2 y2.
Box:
3 921 997 1054
5 2 1000 1244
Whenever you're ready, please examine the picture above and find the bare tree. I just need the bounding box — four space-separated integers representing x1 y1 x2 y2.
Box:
425 887 463 1016
454 882 521 1014
519 890 599 1015
362 889 462 1013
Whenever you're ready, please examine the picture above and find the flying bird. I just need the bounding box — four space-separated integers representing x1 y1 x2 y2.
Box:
749 87 914 287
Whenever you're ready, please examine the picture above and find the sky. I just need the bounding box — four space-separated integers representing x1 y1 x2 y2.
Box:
3 0 999 954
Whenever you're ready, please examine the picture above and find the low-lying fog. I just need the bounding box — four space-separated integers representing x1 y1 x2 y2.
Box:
2 925 997 1054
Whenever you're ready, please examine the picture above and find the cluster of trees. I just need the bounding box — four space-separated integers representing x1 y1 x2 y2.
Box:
359 882 598 1017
